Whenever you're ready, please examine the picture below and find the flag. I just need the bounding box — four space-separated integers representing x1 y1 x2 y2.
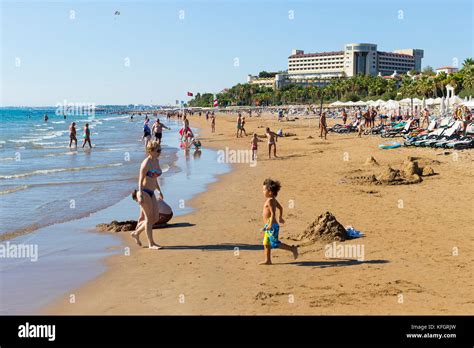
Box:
187 92 193 97
213 96 218 108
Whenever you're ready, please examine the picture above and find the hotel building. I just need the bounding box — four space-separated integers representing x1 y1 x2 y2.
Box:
247 43 424 90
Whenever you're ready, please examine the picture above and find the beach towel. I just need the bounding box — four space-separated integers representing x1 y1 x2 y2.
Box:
346 226 363 239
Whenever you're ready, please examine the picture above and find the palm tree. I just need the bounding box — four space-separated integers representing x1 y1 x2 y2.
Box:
462 58 474 69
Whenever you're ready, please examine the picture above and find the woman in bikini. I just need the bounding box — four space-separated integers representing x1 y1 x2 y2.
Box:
131 141 164 249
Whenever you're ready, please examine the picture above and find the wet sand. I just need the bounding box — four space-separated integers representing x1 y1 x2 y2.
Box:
45 113 474 315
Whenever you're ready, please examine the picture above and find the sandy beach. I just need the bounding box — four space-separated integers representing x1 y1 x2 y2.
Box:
45 113 474 315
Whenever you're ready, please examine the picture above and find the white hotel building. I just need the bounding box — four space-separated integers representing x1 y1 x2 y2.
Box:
248 43 424 89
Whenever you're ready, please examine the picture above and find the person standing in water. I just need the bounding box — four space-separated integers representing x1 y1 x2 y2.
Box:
143 119 152 148
69 122 77 147
82 123 92 148
44 114 49 122
131 141 164 249
152 118 170 145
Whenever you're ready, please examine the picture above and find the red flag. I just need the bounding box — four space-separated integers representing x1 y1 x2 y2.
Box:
213 98 218 107
187 92 193 97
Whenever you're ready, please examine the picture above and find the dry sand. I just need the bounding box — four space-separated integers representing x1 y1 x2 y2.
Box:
45 113 474 315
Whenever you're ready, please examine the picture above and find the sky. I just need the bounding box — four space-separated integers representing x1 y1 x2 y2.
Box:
1 0 473 106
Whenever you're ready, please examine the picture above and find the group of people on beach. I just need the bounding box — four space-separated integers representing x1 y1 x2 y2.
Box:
128 111 298 264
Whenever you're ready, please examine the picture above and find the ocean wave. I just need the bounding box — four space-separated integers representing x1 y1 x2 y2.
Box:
0 163 124 180
43 151 78 157
0 156 16 162
52 121 65 124
0 177 135 196
0 185 29 195
100 115 130 121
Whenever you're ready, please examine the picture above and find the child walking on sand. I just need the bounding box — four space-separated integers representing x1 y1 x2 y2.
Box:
260 179 298 265
251 133 262 161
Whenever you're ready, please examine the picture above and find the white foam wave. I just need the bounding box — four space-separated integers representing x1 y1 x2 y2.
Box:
0 163 123 180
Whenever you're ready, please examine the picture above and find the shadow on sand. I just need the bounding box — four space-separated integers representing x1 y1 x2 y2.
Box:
286 259 389 268
163 243 261 251
155 222 196 229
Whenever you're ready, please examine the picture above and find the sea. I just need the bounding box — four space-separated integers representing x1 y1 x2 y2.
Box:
0 107 230 314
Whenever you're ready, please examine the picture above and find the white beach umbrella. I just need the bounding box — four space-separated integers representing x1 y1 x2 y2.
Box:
412 98 423 105
450 95 463 105
425 98 435 106
399 98 411 105
440 97 446 115
344 101 355 106
354 100 367 106
384 100 399 109
433 97 442 105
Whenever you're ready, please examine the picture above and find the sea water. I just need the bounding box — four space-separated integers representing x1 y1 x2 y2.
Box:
0 108 230 314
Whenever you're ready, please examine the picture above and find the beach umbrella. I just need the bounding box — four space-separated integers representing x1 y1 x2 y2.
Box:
354 100 367 106
384 100 399 109
450 95 463 105
344 101 355 106
425 98 436 106
440 97 446 115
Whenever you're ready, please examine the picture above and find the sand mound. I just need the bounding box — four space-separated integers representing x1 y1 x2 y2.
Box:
364 156 379 166
422 166 435 176
346 158 434 186
402 158 422 176
96 220 137 232
299 211 347 242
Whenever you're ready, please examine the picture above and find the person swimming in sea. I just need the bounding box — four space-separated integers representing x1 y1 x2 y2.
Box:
260 178 298 265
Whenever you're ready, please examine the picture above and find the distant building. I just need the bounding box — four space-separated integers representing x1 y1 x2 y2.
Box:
288 43 423 78
435 66 459 75
247 43 424 90
247 75 276 89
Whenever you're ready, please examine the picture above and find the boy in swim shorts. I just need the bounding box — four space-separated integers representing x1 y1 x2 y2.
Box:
260 178 298 265
265 127 278 159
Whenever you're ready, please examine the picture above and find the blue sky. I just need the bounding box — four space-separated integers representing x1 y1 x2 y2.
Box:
1 0 473 106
